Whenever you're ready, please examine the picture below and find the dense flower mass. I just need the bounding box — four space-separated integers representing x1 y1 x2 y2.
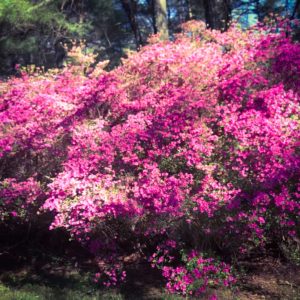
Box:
0 20 299 296
0 177 42 221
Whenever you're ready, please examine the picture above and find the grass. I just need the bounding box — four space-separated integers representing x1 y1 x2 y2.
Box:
0 282 124 300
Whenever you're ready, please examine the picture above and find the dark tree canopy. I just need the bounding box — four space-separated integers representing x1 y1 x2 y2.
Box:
0 0 299 75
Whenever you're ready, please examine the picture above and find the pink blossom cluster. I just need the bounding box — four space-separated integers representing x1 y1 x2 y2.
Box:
0 177 42 221
153 248 235 296
150 241 235 295
94 256 126 287
0 20 300 294
0 69 99 157
150 239 178 269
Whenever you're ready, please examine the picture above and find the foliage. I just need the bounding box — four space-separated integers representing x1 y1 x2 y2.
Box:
0 19 300 296
0 0 81 32
150 241 235 296
0 0 87 74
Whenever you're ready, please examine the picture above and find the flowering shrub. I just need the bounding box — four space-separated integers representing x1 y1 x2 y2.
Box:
0 20 300 296
162 251 235 296
150 241 235 295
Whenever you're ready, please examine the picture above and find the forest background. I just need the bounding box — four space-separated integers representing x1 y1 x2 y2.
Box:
1 0 300 76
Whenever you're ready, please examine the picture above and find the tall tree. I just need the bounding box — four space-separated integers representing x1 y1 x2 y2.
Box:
0 0 86 75
154 0 169 40
203 0 231 30
120 0 143 48
188 0 206 21
292 0 300 17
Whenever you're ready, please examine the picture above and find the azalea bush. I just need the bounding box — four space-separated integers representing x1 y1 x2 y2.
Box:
150 241 235 296
0 20 300 296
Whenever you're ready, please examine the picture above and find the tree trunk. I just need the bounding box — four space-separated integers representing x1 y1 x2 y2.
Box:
149 0 157 34
154 0 169 40
186 0 193 20
189 0 205 21
254 0 264 22
120 0 143 48
203 0 231 31
292 0 300 18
